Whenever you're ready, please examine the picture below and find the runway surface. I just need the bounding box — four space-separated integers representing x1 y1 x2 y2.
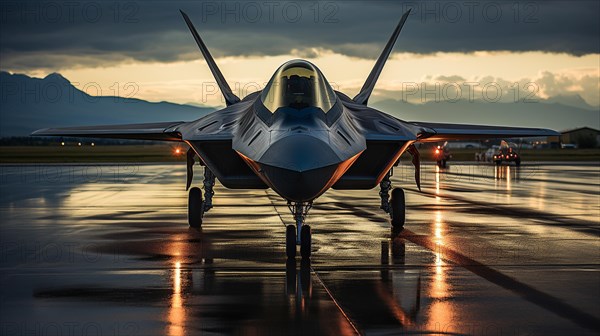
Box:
0 163 598 335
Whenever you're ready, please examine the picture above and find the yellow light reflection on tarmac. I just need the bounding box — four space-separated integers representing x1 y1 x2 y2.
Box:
506 166 512 193
530 179 546 211
493 166 513 203
426 209 454 332
433 211 445 294
435 166 440 196
168 261 185 336
168 236 186 259
61 166 186 214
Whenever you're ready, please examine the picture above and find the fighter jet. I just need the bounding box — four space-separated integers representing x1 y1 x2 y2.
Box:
32 10 558 258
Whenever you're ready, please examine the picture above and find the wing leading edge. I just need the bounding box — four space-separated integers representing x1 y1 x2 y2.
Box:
410 121 559 142
31 121 186 141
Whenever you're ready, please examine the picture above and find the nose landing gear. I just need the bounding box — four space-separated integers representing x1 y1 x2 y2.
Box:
390 187 406 229
286 201 313 259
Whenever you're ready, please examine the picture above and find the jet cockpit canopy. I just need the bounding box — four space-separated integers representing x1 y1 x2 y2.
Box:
261 60 337 113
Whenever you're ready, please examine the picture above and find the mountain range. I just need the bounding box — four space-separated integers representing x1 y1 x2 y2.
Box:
0 72 214 137
371 97 599 131
0 71 598 137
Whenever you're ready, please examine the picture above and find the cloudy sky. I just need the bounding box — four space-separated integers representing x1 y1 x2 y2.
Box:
1 0 599 107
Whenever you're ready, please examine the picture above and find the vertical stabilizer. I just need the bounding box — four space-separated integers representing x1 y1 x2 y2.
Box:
180 10 241 106
353 10 411 105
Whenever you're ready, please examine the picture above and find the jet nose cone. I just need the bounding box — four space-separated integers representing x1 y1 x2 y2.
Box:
259 135 340 172
256 135 346 202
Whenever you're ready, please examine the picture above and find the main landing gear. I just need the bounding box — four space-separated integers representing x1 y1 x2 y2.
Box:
286 201 312 259
390 187 406 229
380 171 406 230
188 167 216 228
188 187 203 228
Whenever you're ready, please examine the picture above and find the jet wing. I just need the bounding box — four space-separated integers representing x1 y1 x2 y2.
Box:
31 121 186 141
409 121 559 142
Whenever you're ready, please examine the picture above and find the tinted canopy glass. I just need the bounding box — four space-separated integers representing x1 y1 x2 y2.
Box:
261 60 337 113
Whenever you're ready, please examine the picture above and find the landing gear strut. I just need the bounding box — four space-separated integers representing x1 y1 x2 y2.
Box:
286 201 312 259
379 170 392 214
188 167 216 228
203 167 215 212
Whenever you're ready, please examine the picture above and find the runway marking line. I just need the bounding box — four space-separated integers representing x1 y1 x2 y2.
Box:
400 229 600 331
262 187 599 333
403 187 600 235
311 269 363 336
263 190 362 336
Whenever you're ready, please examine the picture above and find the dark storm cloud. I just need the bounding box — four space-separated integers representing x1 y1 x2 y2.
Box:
0 0 598 70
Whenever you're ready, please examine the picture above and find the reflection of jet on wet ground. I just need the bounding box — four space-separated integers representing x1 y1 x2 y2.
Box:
32 10 558 258
288 239 423 330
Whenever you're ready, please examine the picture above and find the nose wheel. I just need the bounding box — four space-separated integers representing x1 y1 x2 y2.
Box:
286 201 312 259
300 225 311 258
286 225 296 258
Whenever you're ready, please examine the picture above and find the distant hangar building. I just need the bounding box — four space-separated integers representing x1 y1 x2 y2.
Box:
547 127 600 148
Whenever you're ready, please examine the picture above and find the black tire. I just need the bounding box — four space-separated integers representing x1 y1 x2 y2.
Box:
495 160 502 166
515 159 521 166
188 187 203 228
391 187 405 229
300 225 311 258
442 159 447 168
286 225 296 258
436 160 441 167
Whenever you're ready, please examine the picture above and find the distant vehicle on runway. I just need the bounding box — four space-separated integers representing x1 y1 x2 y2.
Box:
433 142 451 168
492 140 521 166
32 10 557 259
481 146 500 162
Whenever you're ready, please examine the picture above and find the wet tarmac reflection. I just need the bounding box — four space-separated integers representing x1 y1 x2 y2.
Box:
168 261 185 336
1 164 598 335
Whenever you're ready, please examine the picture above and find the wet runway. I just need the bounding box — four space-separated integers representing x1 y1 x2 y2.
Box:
1 163 599 335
